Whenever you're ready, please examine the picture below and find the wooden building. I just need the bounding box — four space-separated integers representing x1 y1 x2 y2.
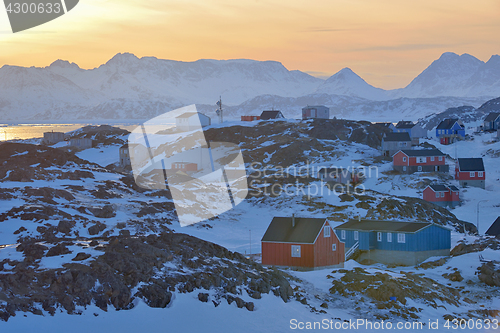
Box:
381 132 411 157
423 184 460 208
455 158 485 189
261 216 345 270
334 219 451 266
436 119 465 145
260 110 285 120
393 149 448 174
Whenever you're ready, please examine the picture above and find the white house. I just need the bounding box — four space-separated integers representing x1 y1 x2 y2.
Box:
175 112 211 131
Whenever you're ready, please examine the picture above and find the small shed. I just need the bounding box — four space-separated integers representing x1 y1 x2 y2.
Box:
43 132 65 145
260 110 285 120
381 132 411 157
486 217 500 237
175 112 211 131
423 184 460 208
317 167 353 185
69 138 93 149
302 106 329 120
455 158 485 189
241 116 260 121
334 219 451 266
261 216 345 270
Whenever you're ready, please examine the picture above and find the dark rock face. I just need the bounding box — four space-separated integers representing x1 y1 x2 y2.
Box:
46 244 72 257
477 261 500 287
88 222 107 235
0 233 294 321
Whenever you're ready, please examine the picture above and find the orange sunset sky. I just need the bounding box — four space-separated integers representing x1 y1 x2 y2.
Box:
0 0 499 89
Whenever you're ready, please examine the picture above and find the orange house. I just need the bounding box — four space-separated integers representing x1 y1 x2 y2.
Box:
261 216 345 270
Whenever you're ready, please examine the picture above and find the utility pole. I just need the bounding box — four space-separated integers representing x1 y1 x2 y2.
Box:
216 97 223 124
477 200 488 235
249 229 251 260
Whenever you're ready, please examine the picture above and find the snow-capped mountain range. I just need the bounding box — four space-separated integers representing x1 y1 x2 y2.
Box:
0 52 499 121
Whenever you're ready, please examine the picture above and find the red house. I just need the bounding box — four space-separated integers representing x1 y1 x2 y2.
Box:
393 149 449 174
423 184 460 208
261 216 345 270
455 158 485 189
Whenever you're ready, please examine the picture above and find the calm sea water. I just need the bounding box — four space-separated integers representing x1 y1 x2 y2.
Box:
0 123 141 141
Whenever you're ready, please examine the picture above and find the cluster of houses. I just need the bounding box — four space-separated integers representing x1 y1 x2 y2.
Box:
42 131 93 149
241 106 330 122
261 216 452 269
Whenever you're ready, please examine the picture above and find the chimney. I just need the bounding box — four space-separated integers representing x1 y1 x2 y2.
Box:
292 213 296 228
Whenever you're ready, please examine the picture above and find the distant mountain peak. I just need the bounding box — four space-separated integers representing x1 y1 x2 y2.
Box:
48 59 81 70
105 52 140 66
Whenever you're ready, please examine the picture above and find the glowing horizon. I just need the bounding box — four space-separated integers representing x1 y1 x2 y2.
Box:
0 0 499 89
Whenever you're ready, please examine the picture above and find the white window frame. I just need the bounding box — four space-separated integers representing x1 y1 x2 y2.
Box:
354 231 359 241
341 230 346 240
324 226 330 238
418 166 422 172
470 172 475 178
332 244 337 251
387 233 392 242
441 192 445 198
377 232 382 242
417 157 426 164
402 157 407 162
435 192 439 198
438 156 443 161
430 156 435 161
291 245 301 258
478 171 483 177
397 233 406 243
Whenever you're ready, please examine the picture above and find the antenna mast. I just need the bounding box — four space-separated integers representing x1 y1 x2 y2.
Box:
216 96 223 124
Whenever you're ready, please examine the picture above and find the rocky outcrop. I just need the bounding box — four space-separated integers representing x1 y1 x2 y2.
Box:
0 233 294 321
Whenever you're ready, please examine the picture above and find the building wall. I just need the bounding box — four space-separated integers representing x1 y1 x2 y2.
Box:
358 249 450 266
410 125 428 138
458 179 485 189
456 170 485 181
381 140 410 156
302 106 329 120
261 242 315 268
313 224 345 267
70 138 92 149
43 132 65 144
395 164 449 174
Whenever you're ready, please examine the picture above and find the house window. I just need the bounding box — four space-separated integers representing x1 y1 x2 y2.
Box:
377 232 382 242
324 226 330 237
478 171 483 177
397 233 405 243
470 172 475 178
402 157 407 162
332 244 337 251
341 230 346 240
354 231 359 241
435 192 439 198
417 157 426 163
291 245 301 258
441 192 445 198
403 166 407 171
430 157 435 161
418 166 422 172
438 156 443 161
387 233 392 242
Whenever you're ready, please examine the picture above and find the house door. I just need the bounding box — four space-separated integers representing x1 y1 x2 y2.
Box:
435 166 438 172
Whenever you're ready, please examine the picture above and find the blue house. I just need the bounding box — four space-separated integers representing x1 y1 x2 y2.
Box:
334 219 451 266
483 112 500 131
436 119 465 145
395 121 427 145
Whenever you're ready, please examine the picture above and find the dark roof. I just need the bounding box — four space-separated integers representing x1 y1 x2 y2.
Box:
261 217 326 243
428 184 448 192
396 121 415 129
335 220 437 233
448 185 459 191
486 217 500 236
383 132 411 142
457 158 484 172
436 119 463 130
398 149 445 157
260 110 284 120
484 112 500 122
